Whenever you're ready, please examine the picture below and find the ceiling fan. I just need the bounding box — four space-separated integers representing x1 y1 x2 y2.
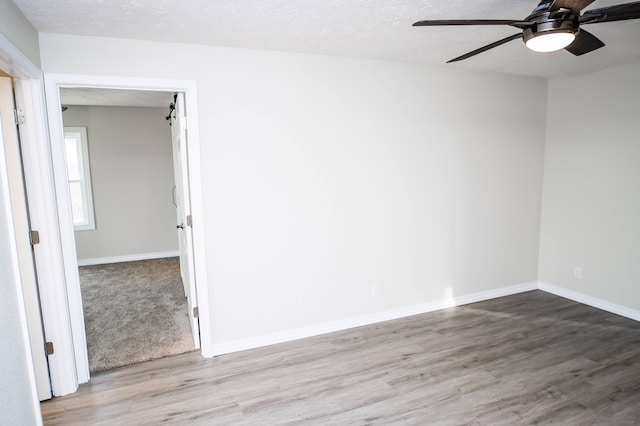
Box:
413 0 640 62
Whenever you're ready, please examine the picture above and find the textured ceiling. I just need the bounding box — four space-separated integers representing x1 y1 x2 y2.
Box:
60 88 174 108
13 0 640 78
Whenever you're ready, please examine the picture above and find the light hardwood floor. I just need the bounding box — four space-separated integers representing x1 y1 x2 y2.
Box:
41 291 640 425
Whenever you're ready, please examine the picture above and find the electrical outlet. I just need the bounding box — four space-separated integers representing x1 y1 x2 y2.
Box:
574 267 582 279
371 284 380 297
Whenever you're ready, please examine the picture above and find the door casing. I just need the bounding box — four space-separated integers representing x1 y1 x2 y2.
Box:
0 30 58 410
42 74 213 395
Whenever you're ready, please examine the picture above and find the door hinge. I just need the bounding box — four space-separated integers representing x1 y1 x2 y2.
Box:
186 215 193 227
193 307 199 318
45 341 54 356
14 108 25 125
29 230 40 246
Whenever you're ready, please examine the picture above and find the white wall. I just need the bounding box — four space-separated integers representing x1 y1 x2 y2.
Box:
63 105 178 261
40 33 547 345
540 62 640 311
0 0 39 66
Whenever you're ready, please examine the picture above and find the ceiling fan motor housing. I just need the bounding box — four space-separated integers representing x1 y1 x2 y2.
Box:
523 10 580 44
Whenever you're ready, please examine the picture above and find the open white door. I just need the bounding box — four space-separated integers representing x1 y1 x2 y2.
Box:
0 77 52 400
170 92 200 349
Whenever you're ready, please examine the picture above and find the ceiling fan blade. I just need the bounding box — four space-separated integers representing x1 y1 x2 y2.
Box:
447 33 523 63
552 0 596 12
565 29 605 55
580 1 640 23
412 19 531 27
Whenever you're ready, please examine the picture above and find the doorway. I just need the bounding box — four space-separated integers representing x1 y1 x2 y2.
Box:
59 92 196 373
41 74 212 394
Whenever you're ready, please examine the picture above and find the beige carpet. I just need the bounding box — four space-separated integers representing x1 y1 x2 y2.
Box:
79 257 195 373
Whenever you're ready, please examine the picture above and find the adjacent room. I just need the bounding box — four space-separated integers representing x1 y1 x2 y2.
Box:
1 0 639 425
59 89 196 373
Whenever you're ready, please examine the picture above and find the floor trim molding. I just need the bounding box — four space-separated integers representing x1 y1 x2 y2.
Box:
212 281 539 356
211 281 640 358
538 281 640 322
77 251 180 267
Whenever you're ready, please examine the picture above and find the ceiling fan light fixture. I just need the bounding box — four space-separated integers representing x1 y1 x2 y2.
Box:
522 16 579 53
525 31 576 52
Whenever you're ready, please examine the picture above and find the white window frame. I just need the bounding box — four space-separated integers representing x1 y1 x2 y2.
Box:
64 127 95 231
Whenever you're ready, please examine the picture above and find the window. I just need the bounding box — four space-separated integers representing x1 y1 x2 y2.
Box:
64 127 95 231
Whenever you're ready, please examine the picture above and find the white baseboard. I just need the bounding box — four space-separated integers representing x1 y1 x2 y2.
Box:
76 251 179 266
451 281 539 306
538 281 640 322
211 281 539 356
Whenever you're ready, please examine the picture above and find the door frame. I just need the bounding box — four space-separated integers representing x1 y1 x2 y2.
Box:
0 85 43 423
43 73 213 391
1 31 70 404
0 75 52 401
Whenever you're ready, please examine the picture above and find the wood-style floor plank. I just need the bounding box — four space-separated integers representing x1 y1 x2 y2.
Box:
41 291 640 425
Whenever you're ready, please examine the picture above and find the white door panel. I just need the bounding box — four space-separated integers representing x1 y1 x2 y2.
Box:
0 77 52 400
170 92 200 349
